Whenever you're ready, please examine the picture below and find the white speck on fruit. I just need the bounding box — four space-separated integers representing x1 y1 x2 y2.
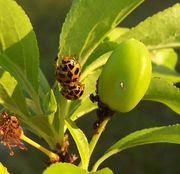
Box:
120 82 124 89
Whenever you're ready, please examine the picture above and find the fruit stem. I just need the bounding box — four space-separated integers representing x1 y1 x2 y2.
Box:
78 117 110 169
20 133 59 161
89 117 111 162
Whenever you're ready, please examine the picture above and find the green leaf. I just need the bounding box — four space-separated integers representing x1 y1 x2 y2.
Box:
72 0 79 5
152 64 180 83
117 3 180 50
59 0 143 66
27 114 58 149
107 124 180 153
70 98 97 121
65 118 89 169
82 27 129 72
0 162 10 174
28 115 55 137
42 89 57 114
0 0 39 92
143 77 180 114
93 124 180 170
43 163 87 174
151 48 178 70
105 27 129 42
43 162 113 174
82 45 115 74
39 69 50 98
90 168 113 174
0 68 29 117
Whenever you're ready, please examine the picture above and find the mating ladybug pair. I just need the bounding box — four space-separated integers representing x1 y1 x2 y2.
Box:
54 56 84 100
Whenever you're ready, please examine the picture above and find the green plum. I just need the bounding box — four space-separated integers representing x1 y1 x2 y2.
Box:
98 38 152 113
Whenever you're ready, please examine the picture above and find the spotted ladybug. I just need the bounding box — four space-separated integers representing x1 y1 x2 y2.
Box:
54 56 81 85
61 82 85 100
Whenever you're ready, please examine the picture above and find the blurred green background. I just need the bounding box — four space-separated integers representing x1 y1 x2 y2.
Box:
1 0 180 173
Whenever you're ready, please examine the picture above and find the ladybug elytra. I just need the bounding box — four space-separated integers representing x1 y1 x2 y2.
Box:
61 82 84 100
54 56 84 100
54 56 81 85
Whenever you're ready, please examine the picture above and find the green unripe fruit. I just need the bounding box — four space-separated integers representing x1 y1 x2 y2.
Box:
98 39 152 113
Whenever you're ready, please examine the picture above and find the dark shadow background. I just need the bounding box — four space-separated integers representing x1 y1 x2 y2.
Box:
1 0 180 173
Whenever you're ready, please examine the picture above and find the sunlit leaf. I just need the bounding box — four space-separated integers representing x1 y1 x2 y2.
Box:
0 0 39 93
144 77 180 114
65 119 89 169
59 0 143 67
117 3 180 50
0 68 29 117
151 48 178 70
90 168 113 174
43 163 87 174
152 64 180 83
42 89 57 114
93 124 180 170
39 69 50 98
0 162 9 174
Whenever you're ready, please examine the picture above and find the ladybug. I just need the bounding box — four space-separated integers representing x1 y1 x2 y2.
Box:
61 81 85 100
54 56 81 85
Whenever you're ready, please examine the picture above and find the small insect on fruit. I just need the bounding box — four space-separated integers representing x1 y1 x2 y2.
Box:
61 82 85 100
54 56 81 85
90 92 115 135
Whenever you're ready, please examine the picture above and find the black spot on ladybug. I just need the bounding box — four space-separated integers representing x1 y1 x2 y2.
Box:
62 65 68 71
69 91 74 96
55 56 58 61
62 59 70 64
12 120 17 124
68 64 74 70
69 85 76 90
75 68 79 75
67 71 73 78
61 88 65 92
75 90 80 94
72 78 78 82
58 79 63 83
79 90 83 97
65 80 71 83
59 72 65 78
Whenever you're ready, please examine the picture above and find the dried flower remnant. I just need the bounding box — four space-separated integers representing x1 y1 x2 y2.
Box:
57 133 78 163
46 133 78 167
0 110 27 156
